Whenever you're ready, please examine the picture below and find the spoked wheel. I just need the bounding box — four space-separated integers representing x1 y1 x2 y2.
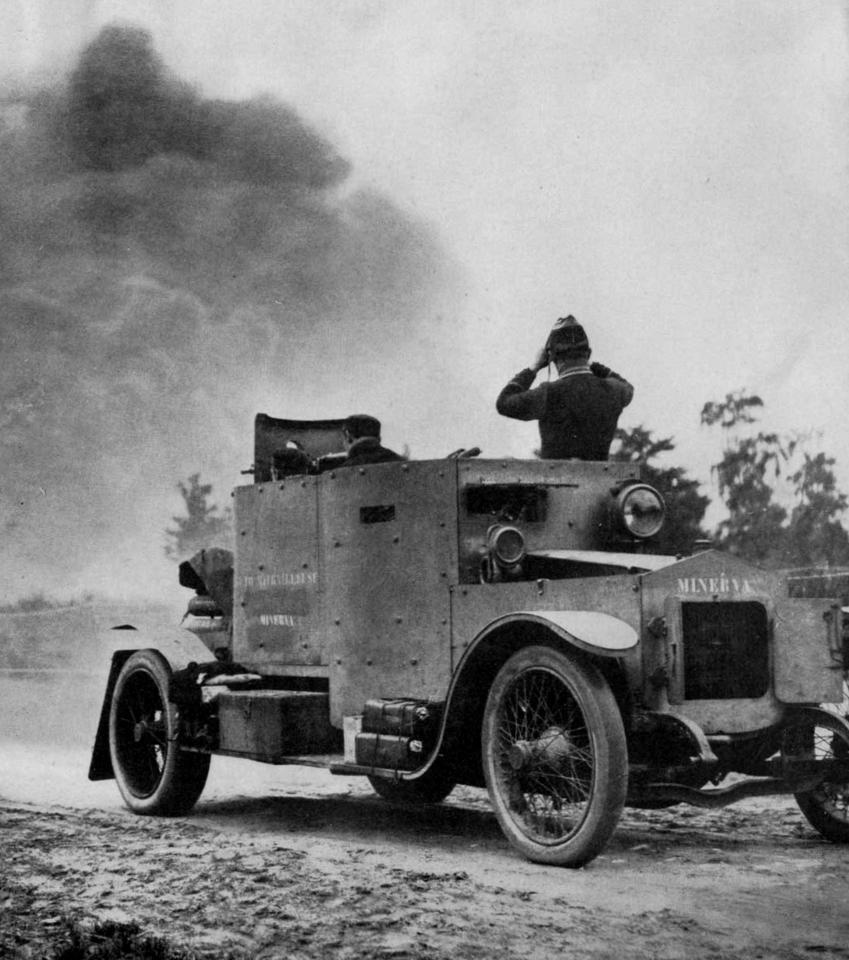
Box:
109 649 209 816
782 709 849 843
368 767 455 805
482 645 627 867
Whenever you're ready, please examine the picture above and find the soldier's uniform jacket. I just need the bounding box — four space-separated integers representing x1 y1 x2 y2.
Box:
341 436 404 467
496 364 634 460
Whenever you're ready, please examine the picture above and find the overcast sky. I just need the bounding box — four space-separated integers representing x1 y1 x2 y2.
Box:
2 1 848 595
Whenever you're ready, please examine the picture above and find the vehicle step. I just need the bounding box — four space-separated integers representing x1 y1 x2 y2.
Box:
329 761 418 778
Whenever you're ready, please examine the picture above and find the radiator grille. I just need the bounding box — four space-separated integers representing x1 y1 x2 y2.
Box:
682 601 769 700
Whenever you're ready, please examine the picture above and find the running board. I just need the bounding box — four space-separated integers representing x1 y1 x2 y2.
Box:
330 762 413 778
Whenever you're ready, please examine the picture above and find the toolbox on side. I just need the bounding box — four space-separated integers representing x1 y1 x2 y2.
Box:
354 731 424 769
217 690 340 761
354 698 443 770
361 698 442 738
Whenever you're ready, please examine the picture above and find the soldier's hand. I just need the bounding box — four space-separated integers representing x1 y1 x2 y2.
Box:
532 347 550 372
590 362 610 378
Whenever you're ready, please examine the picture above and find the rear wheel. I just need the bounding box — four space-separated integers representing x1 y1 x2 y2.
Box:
368 767 455 805
109 649 209 815
783 710 849 843
482 645 627 867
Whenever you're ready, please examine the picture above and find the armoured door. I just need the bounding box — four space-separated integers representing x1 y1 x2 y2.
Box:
320 460 457 724
232 479 324 671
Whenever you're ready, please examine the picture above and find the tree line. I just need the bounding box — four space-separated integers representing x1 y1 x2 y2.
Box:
165 390 849 571
611 390 849 569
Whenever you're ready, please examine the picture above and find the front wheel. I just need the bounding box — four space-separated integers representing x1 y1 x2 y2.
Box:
109 649 210 815
482 645 627 867
783 710 849 843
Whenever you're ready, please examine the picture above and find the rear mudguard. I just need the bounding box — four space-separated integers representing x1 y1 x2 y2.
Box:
87 625 214 781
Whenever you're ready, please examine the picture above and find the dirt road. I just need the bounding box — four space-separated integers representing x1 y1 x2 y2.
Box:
1 638 849 960
2 732 849 960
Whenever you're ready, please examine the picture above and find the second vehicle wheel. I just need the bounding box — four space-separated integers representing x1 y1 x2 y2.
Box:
482 644 627 867
368 767 455 805
109 649 210 816
783 709 849 843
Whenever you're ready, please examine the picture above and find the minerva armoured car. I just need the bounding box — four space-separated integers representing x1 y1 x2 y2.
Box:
89 414 849 867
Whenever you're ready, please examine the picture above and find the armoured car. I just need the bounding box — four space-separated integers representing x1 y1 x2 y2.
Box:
89 414 849 867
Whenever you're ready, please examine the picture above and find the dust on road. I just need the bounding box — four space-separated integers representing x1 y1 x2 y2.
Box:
2 735 849 960
2 655 849 959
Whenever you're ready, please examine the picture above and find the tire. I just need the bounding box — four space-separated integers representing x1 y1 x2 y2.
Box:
109 649 210 816
368 768 455 805
482 644 627 867
783 710 849 843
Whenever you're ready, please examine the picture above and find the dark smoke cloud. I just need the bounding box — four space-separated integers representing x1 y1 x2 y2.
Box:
0 25 457 601
52 25 349 186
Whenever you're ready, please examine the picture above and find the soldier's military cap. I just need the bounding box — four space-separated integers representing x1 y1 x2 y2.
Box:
344 414 382 439
547 315 590 356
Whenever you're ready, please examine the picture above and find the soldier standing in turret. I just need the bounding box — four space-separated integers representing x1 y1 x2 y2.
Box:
496 315 633 460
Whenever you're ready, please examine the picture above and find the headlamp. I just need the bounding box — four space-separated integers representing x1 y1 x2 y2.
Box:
487 524 526 567
614 483 665 540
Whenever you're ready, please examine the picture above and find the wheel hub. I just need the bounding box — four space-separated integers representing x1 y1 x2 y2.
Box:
508 726 574 771
133 719 148 743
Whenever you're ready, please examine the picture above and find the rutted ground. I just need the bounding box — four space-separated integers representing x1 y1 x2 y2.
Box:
2 619 849 960
2 739 849 959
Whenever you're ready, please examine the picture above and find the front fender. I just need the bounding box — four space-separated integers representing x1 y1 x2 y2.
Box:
473 610 638 657
87 625 214 782
399 609 638 787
